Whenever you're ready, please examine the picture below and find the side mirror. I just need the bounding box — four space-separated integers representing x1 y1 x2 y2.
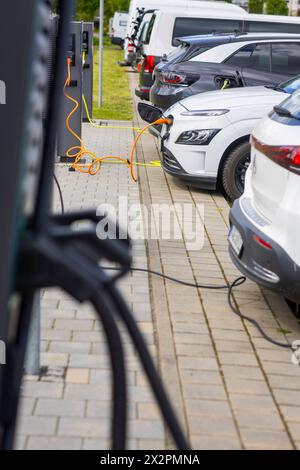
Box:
138 102 162 124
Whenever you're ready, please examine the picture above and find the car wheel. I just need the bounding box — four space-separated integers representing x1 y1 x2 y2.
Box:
221 142 251 201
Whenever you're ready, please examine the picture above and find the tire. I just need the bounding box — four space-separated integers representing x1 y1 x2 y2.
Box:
221 141 251 202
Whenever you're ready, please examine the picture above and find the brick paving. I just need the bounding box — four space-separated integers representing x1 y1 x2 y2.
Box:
16 73 300 450
129 73 300 451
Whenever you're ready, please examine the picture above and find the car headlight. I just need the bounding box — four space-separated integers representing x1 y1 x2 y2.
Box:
180 109 229 117
176 129 221 145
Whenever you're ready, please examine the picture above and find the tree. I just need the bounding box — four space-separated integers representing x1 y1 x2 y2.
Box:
265 0 289 15
102 0 130 34
104 1 130 25
76 0 99 21
248 0 264 14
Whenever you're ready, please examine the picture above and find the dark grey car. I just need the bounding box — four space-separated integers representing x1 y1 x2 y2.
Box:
150 34 300 110
135 33 227 100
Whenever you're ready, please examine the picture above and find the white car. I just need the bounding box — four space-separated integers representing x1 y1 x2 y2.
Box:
229 88 300 303
110 11 129 48
160 75 300 200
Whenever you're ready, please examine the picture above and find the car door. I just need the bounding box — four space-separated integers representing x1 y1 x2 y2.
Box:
270 42 300 81
240 42 300 87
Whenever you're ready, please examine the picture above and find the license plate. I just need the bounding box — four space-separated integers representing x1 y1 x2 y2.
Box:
228 225 243 258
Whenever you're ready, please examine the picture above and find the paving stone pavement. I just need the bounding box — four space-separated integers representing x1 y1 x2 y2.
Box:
16 72 300 451
129 73 300 451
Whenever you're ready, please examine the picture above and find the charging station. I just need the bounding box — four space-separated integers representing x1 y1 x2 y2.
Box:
82 22 94 122
58 21 83 162
0 0 51 337
0 0 52 448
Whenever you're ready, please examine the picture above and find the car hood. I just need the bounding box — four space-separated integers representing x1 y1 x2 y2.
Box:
179 86 287 112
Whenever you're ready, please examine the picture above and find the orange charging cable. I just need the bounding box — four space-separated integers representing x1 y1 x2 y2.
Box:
63 58 172 182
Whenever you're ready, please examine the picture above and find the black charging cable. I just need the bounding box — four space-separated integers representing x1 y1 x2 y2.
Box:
103 266 292 351
228 278 291 349
89 287 127 449
69 245 190 450
106 281 189 450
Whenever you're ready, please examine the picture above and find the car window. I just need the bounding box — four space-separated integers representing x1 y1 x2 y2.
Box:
225 44 256 67
144 14 156 45
249 43 271 71
243 20 300 34
280 75 300 94
172 18 242 47
166 44 189 62
226 43 271 71
273 88 300 120
271 43 300 75
138 22 149 43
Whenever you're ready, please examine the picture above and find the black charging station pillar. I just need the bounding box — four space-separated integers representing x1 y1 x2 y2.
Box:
0 0 52 447
0 0 51 340
82 22 94 122
58 21 83 163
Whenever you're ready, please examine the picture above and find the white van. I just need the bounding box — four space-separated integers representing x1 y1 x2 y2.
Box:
124 0 247 63
111 11 129 48
143 10 300 64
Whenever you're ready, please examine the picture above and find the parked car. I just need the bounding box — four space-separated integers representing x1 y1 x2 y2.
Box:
150 33 300 110
131 12 153 70
124 0 246 66
228 88 300 303
110 11 129 48
136 4 249 100
154 75 300 200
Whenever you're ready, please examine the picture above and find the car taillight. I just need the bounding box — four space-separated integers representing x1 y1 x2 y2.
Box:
143 55 155 74
159 71 199 87
251 136 300 175
159 71 187 86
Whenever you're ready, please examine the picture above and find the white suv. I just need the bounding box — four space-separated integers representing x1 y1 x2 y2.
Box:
159 75 300 201
229 89 300 303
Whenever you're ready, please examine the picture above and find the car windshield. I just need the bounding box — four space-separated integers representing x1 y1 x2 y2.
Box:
279 75 300 94
138 21 149 44
166 44 188 62
276 88 300 120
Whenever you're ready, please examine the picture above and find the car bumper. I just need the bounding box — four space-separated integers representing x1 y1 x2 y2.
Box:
150 81 191 110
160 145 217 190
150 89 186 111
111 37 124 47
135 86 150 101
135 71 154 101
229 199 300 303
